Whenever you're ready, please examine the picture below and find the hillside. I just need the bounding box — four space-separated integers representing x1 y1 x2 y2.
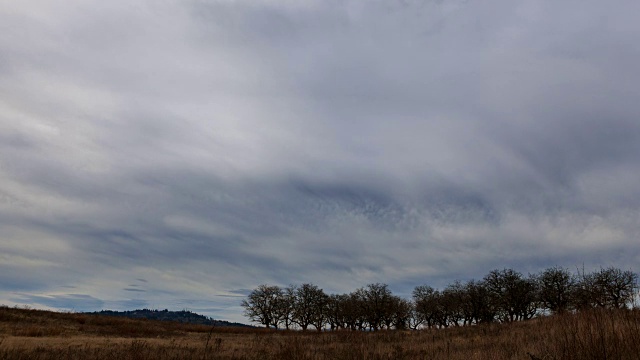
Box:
86 309 253 327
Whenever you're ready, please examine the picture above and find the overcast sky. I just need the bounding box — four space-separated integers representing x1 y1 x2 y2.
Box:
1 0 640 323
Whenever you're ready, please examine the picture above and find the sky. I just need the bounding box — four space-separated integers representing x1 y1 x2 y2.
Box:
1 0 640 323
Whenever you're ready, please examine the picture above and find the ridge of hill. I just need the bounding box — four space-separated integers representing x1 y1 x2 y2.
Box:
0 305 258 339
85 309 253 327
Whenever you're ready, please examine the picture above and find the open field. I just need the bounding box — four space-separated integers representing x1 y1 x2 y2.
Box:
2 306 640 359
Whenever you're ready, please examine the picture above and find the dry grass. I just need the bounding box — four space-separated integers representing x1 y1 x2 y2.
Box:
1 306 640 359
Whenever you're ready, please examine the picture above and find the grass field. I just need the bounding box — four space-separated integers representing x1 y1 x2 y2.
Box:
1 306 640 359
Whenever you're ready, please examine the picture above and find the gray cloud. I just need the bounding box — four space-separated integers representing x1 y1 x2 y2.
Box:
124 288 146 293
1 0 640 323
12 294 106 312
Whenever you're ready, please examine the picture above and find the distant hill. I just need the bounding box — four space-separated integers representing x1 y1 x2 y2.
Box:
86 309 253 328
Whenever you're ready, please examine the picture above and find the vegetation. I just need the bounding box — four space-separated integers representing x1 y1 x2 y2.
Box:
2 305 640 359
241 267 638 330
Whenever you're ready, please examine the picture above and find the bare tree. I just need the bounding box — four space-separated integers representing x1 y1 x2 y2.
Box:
407 300 425 330
413 285 440 328
345 291 367 330
536 266 575 314
240 285 283 328
390 297 412 330
463 279 494 324
484 268 538 322
359 283 394 331
292 283 328 331
276 285 297 330
575 267 639 309
441 281 465 327
595 267 638 309
326 293 347 330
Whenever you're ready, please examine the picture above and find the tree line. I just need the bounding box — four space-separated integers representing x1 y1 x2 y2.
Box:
241 266 638 330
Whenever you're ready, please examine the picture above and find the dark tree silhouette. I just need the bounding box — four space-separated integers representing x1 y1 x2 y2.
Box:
241 267 638 330
240 285 283 328
536 266 575 314
413 285 440 328
484 269 537 322
574 267 638 309
326 293 347 330
276 285 297 330
359 283 394 331
463 279 495 324
292 283 328 331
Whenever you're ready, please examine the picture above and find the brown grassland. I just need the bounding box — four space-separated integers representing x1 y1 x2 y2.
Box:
1 306 640 359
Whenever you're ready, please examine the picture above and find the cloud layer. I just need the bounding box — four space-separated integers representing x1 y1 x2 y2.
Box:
1 0 640 322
